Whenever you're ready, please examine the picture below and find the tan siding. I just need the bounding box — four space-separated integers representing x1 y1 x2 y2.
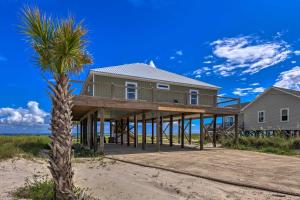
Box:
243 88 300 130
93 75 217 106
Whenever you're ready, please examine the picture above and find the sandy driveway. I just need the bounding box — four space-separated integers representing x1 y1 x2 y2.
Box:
0 156 300 200
105 144 300 196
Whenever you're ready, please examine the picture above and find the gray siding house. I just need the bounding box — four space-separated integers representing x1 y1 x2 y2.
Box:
73 63 241 151
241 87 300 132
82 63 220 106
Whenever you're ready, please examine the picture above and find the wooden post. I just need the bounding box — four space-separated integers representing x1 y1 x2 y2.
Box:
169 115 173 146
134 114 137 148
80 121 83 144
93 111 98 152
160 116 163 145
181 114 185 148
76 123 79 143
115 121 118 144
99 109 105 153
109 120 112 138
156 112 161 151
178 119 181 144
151 118 154 144
127 117 130 146
189 118 192 145
88 114 92 149
142 113 146 150
234 114 239 145
213 115 217 148
200 113 204 150
121 118 124 145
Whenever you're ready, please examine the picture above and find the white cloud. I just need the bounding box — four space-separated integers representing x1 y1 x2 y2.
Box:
0 101 49 125
233 86 265 96
176 50 183 56
149 60 157 68
250 82 260 86
203 60 212 64
274 66 300 90
233 88 253 96
291 60 296 64
210 36 291 76
294 50 300 55
192 66 212 78
252 87 265 93
169 56 175 60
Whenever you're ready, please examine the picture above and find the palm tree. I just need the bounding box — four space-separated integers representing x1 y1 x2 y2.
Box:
21 7 92 200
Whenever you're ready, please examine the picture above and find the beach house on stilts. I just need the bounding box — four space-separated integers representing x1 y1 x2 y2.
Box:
71 63 241 152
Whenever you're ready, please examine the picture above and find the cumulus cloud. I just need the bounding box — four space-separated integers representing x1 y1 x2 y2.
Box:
0 101 49 125
274 66 300 90
233 87 265 96
209 36 291 76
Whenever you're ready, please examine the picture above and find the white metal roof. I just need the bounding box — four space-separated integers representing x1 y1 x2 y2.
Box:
91 63 219 90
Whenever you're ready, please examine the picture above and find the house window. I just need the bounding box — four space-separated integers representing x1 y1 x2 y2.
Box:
258 111 265 123
189 89 198 105
280 108 289 122
225 116 234 127
156 83 170 90
125 82 137 100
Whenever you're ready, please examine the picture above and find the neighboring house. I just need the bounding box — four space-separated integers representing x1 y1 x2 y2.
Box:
72 63 240 151
239 87 300 133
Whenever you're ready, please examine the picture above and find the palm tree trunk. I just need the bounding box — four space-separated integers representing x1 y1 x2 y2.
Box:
48 74 77 200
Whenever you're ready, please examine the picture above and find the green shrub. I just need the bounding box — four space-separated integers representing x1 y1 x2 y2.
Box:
0 135 50 160
13 176 54 200
13 175 96 200
220 136 299 156
73 143 104 157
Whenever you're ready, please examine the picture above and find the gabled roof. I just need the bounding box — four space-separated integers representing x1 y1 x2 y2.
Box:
273 86 300 97
242 86 300 111
91 63 219 90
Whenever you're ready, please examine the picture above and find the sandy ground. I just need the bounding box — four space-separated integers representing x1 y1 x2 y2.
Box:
105 144 300 195
0 155 300 200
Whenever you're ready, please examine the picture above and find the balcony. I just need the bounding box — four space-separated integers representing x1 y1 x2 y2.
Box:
71 80 241 109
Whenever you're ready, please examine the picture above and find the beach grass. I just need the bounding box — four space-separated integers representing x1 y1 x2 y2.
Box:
221 136 300 155
12 175 94 200
0 135 50 160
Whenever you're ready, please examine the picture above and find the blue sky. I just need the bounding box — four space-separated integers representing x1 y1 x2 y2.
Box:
1 0 300 133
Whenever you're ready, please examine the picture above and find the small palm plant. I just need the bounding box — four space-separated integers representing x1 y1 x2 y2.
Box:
21 7 92 199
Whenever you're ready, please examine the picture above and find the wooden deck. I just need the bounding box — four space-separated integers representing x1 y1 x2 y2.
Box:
72 93 240 152
72 95 240 121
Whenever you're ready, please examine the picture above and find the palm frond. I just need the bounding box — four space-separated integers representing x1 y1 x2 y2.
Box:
21 6 92 75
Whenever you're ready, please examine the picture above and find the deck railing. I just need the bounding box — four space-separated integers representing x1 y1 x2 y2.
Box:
70 80 241 109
